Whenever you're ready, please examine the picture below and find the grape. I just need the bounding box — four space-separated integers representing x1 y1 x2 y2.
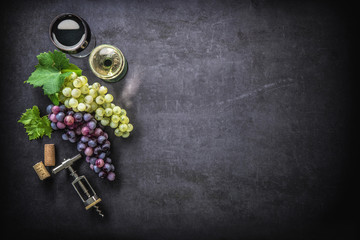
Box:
75 126 82 135
64 115 75 126
51 122 58 130
122 132 130 138
67 130 76 139
87 121 96 130
93 165 101 173
92 82 101 90
103 132 109 139
83 113 93 122
120 109 127 115
94 146 102 155
94 128 103 137
89 157 97 165
90 102 98 112
109 121 118 129
104 108 113 117
88 139 97 148
85 156 91 163
73 78 83 88
67 110 74 116
69 72 77 80
95 108 104 116
89 89 98 98
46 104 54 114
71 88 81 98
94 114 103 121
119 124 128 132
101 118 110 126
97 135 106 145
102 102 111 109
126 123 134 132
77 142 86 152
56 112 65 122
98 86 108 95
62 133 69 141
80 136 89 143
104 94 113 103
98 152 106 160
107 172 116 181
69 137 77 143
120 115 129 124
69 98 78 108
105 157 112 164
59 105 66 112
103 163 112 172
49 113 57 123
81 126 90 136
98 171 107 178
59 94 66 103
77 103 86 111
84 95 93 104
84 147 94 156
51 105 60 114
114 128 123 137
95 96 105 105
85 104 92 112
73 112 83 122
56 122 66 129
112 106 121 115
79 76 88 85
80 85 89 94
58 94 65 103
95 159 104 168
102 143 110 151
64 99 71 108
111 115 120 123
62 87 72 97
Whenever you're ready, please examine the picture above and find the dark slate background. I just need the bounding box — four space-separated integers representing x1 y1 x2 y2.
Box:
0 0 356 239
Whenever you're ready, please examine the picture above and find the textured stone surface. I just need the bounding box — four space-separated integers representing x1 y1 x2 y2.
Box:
0 0 355 239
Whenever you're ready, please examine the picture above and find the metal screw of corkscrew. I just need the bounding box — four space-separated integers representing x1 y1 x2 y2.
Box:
52 154 104 217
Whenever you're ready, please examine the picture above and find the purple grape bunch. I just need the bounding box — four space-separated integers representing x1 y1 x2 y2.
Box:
47 104 116 181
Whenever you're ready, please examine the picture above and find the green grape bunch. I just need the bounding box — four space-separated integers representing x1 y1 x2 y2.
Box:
59 73 133 138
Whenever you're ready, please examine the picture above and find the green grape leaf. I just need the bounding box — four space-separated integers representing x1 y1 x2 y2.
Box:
25 50 82 105
47 93 59 106
18 106 52 140
61 63 82 76
50 50 70 70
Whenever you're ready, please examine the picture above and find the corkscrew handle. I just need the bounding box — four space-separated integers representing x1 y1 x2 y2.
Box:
52 154 82 174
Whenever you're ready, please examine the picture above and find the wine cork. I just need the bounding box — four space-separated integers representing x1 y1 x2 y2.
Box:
33 162 50 180
44 144 55 166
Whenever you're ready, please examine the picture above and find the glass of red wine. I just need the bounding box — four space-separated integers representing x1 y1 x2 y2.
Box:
49 13 96 58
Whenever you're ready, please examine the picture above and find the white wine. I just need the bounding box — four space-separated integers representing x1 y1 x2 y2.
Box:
89 44 128 82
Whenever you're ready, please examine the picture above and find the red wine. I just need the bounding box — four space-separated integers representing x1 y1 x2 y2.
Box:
52 16 85 49
49 13 95 57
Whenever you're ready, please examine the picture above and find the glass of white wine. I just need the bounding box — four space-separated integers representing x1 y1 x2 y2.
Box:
89 44 128 82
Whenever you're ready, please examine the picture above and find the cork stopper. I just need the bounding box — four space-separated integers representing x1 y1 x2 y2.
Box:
33 162 51 180
44 144 55 166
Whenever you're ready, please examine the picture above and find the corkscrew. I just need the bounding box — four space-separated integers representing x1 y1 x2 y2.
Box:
52 154 104 217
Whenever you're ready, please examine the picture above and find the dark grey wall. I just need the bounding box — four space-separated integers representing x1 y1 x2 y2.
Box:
0 0 356 239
